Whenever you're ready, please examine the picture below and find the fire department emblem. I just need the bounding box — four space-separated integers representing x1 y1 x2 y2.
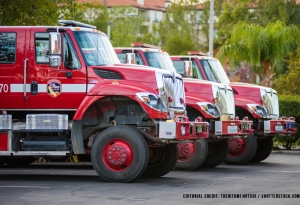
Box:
47 80 61 98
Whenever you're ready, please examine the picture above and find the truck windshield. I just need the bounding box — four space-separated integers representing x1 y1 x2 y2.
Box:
144 52 176 73
74 31 120 66
200 59 230 85
173 60 204 79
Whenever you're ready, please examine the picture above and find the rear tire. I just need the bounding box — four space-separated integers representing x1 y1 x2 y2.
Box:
142 144 178 178
91 125 149 183
224 134 257 165
174 139 208 171
5 156 37 167
202 140 229 168
251 138 273 162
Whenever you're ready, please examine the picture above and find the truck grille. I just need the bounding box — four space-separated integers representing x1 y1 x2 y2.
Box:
217 88 235 118
162 75 185 111
264 92 279 117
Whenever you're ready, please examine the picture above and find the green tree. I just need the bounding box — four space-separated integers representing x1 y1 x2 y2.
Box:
217 21 300 87
215 0 256 47
273 50 300 95
0 0 81 26
74 1 108 33
108 6 143 47
216 0 300 47
158 0 198 54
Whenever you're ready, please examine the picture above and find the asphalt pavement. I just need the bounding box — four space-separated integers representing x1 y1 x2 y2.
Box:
0 152 299 205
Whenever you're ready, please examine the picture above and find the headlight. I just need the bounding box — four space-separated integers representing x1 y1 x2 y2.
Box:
136 92 167 111
247 104 267 117
197 102 220 118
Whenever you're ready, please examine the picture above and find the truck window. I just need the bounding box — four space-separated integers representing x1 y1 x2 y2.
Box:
116 53 145 65
201 60 221 83
63 34 80 69
35 33 50 63
35 33 80 69
172 60 204 79
0 33 16 64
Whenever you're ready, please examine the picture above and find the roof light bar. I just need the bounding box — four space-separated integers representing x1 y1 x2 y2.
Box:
131 42 161 49
58 20 96 29
188 51 212 56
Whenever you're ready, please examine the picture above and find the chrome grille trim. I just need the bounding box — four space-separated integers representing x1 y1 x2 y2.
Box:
155 71 186 113
261 88 279 118
218 88 235 118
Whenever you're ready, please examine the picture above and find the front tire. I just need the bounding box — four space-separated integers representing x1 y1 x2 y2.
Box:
142 144 178 178
224 134 257 165
174 139 208 171
251 138 273 162
202 140 229 168
91 126 149 183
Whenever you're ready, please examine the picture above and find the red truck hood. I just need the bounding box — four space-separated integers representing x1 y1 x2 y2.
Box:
229 82 277 106
183 78 219 94
229 82 260 95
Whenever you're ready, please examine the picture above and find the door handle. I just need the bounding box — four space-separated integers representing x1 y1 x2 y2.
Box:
23 59 28 98
30 81 38 95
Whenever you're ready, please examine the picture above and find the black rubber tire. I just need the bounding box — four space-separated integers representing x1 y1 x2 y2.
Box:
142 144 178 178
174 139 208 171
91 125 149 183
5 156 37 167
202 139 229 168
224 134 257 165
251 138 273 162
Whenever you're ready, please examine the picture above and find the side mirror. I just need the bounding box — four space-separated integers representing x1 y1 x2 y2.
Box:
184 61 193 77
49 32 62 67
126 53 135 64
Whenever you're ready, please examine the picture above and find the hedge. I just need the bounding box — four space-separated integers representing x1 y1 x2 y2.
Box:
274 95 300 149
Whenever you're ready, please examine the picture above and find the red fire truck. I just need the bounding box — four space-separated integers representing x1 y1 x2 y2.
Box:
114 43 253 170
171 52 296 164
0 21 208 183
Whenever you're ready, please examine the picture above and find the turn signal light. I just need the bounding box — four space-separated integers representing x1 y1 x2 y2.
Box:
180 98 184 104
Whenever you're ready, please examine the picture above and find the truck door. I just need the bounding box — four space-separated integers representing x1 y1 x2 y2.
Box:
26 29 87 109
0 28 28 109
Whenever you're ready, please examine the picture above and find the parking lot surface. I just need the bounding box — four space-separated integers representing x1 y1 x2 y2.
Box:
0 152 300 205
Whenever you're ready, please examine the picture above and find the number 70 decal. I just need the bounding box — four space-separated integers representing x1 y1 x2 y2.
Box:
0 84 9 93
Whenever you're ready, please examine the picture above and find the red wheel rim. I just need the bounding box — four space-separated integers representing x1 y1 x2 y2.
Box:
228 138 246 156
102 139 133 172
177 143 196 161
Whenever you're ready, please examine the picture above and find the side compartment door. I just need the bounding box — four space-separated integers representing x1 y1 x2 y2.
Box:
0 29 27 109
27 29 87 109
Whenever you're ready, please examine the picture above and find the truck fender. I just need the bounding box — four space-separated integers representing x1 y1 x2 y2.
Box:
234 97 262 118
73 83 156 120
185 95 215 119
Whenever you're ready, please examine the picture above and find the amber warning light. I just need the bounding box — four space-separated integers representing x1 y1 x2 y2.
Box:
188 51 212 56
131 42 161 49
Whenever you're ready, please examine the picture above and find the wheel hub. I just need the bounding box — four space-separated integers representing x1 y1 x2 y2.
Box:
108 146 127 165
228 138 246 156
103 139 133 172
177 143 195 161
